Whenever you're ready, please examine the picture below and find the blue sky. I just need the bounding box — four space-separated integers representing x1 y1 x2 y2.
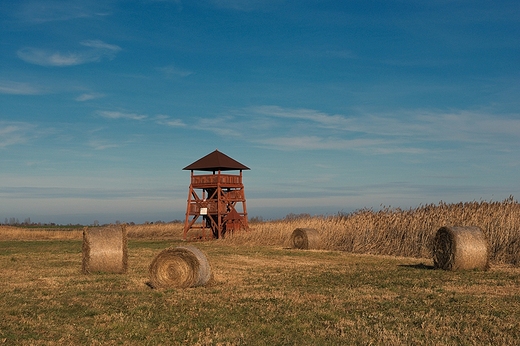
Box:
1 0 519 225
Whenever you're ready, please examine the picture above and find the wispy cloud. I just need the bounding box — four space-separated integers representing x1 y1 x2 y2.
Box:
254 136 389 151
196 106 520 154
92 105 519 157
155 115 186 127
194 116 243 137
0 122 38 148
157 65 193 78
250 105 354 129
97 111 187 128
0 80 43 95
413 111 520 141
80 40 120 51
251 106 520 142
88 139 121 150
97 111 147 121
76 93 105 101
17 40 121 67
337 110 520 149
17 48 81 66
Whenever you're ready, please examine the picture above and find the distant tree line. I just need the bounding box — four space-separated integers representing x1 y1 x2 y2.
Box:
248 213 313 223
4 217 32 226
2 217 183 227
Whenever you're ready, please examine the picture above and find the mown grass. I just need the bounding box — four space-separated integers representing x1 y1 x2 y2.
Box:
1 239 518 345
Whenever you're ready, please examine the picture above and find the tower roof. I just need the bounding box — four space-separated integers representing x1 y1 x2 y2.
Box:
183 149 250 171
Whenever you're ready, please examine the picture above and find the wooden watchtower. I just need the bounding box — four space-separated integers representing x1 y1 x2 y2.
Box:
183 150 250 240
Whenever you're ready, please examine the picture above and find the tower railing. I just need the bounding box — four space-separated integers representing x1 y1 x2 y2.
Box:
190 173 242 187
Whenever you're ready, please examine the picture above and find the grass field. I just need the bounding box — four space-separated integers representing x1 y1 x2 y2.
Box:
1 237 519 345
1 199 519 344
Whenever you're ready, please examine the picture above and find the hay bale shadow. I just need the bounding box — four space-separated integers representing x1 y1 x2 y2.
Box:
398 263 435 270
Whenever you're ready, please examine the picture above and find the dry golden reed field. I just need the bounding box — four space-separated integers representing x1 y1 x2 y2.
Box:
1 197 519 266
226 197 520 267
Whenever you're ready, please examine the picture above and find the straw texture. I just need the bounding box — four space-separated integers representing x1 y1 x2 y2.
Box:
82 225 128 274
289 228 322 250
432 226 489 271
148 246 213 288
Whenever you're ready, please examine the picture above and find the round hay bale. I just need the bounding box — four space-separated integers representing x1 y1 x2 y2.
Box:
82 225 128 274
432 226 489 271
289 228 322 250
148 246 213 289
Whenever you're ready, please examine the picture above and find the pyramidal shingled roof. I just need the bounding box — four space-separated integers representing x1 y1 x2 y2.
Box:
183 149 250 171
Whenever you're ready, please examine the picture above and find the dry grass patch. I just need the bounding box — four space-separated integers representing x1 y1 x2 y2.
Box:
0 225 83 241
1 240 519 345
126 223 184 239
0 223 184 242
226 197 520 266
